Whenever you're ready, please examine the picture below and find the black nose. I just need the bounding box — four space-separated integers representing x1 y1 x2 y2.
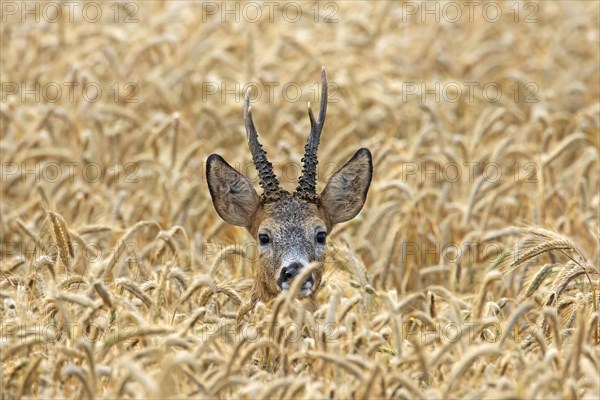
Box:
279 262 302 286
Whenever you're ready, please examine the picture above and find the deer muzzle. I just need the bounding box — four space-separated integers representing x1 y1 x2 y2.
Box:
277 262 315 297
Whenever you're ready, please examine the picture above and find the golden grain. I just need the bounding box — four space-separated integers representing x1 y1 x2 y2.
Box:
2 2 598 398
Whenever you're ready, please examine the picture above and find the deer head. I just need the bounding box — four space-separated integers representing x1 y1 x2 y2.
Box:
206 68 372 308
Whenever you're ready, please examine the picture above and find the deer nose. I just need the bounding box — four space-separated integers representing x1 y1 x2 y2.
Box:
279 262 303 286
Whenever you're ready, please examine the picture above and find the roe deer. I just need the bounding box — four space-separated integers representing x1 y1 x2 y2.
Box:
206 68 372 310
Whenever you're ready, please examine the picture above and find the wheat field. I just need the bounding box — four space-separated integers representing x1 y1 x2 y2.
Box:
1 1 599 399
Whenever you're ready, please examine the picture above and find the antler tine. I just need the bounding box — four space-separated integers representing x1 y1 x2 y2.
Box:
244 88 282 200
295 67 328 201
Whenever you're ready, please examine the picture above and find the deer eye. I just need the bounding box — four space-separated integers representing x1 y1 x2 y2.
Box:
316 231 327 245
258 233 271 246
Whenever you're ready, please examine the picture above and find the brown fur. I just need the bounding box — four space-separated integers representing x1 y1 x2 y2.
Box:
207 139 372 311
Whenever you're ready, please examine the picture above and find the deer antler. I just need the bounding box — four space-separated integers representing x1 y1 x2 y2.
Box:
244 88 286 202
295 67 328 202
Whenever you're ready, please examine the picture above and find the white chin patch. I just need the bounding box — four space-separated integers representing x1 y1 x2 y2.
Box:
298 279 313 298
280 279 314 298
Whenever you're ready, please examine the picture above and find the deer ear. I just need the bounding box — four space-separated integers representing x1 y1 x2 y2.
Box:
206 154 260 227
320 148 372 225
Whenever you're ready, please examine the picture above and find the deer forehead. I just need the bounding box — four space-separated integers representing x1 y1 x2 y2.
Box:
251 196 328 237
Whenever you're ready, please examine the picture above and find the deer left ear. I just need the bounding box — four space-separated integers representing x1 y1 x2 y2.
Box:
320 148 372 225
206 154 261 227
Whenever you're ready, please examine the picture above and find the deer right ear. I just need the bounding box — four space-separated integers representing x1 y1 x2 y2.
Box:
206 154 261 227
320 148 372 225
